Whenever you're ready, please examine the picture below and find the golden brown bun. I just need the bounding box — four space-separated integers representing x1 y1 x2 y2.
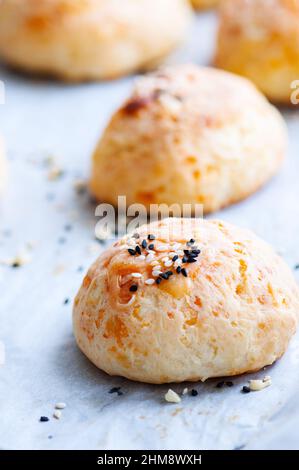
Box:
191 0 219 9
215 0 299 103
90 64 287 214
73 218 299 384
0 0 191 81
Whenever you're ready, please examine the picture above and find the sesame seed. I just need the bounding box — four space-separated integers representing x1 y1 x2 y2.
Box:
40 416 49 422
148 234 155 240
130 285 138 292
109 387 122 394
141 240 147 249
182 256 188 263
184 250 190 255
53 410 62 420
190 389 198 396
128 248 136 256
150 260 159 267
156 278 162 285
55 403 66 410
152 270 162 277
164 260 173 268
162 256 169 263
216 381 225 389
165 271 173 277
177 250 184 256
186 258 197 263
146 254 155 262
161 273 169 280
138 255 146 261
192 249 201 255
225 381 234 387
181 268 188 277
176 266 182 274
165 389 181 404
145 278 155 285
148 244 155 250
174 259 182 267
131 273 142 278
182 388 189 395
172 255 179 262
242 386 251 394
135 246 141 255
156 245 169 252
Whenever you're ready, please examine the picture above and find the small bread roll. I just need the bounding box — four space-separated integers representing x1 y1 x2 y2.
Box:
73 218 299 384
0 0 191 81
90 65 287 214
215 0 299 103
191 0 219 9
0 135 6 193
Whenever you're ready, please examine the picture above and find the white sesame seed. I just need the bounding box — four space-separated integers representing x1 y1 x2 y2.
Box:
150 261 160 267
146 254 155 262
145 278 155 285
55 402 66 410
131 273 142 278
168 252 177 258
172 243 181 250
177 250 184 256
156 244 169 252
161 256 169 263
249 376 272 392
53 410 62 420
138 255 146 261
164 260 173 268
182 388 189 396
174 259 182 267
165 389 181 404
152 270 162 277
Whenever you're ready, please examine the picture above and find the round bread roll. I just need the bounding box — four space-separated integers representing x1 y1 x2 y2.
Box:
73 218 299 384
0 135 6 193
0 0 191 81
90 65 287 214
191 0 219 9
215 0 299 103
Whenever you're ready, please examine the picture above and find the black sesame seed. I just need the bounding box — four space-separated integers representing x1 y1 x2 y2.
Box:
166 271 173 277
192 249 201 255
226 381 234 387
187 258 197 263
129 284 138 292
161 273 169 280
148 244 155 250
176 266 182 274
295 264 299 270
132 233 140 239
40 416 49 422
172 255 179 262
148 234 156 240
242 386 251 394
141 240 147 249
11 262 20 268
109 387 122 394
64 298 70 305
135 245 141 255
128 248 136 256
182 256 188 263
216 381 225 389
156 278 162 285
184 249 191 255
181 268 188 277
190 239 195 244
190 389 198 396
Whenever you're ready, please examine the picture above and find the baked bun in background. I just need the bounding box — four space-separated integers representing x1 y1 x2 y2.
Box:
191 0 219 9
73 218 299 384
215 0 299 103
90 65 287 214
0 0 191 81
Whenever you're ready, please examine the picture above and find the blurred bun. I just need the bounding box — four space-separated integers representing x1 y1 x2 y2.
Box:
0 0 191 81
215 0 299 103
91 64 287 214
